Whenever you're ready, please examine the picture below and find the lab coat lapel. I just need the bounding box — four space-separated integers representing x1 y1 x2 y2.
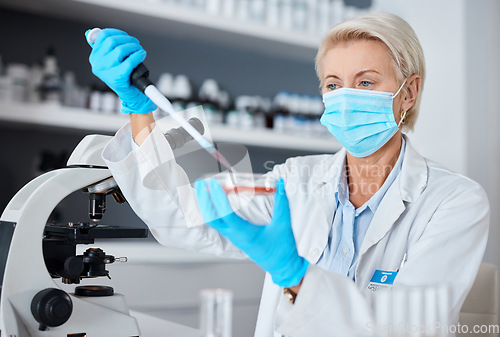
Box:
359 136 428 256
304 150 345 262
312 181 337 228
359 182 405 256
314 148 345 219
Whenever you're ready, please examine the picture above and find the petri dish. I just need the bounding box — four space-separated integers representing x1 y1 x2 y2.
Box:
204 172 276 196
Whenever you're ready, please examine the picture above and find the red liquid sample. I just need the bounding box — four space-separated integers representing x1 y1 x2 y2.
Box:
223 186 276 195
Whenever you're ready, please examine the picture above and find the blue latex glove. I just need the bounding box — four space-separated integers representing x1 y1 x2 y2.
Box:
85 28 157 114
194 178 309 288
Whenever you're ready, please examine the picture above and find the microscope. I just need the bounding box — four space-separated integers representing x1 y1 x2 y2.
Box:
0 118 205 336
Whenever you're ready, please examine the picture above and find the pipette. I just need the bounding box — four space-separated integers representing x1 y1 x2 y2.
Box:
86 28 235 172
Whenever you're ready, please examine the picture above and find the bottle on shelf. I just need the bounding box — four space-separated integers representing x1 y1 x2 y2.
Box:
231 96 252 129
156 72 175 98
317 0 331 36
291 0 308 32
236 0 250 21
61 71 79 108
311 95 328 137
205 0 220 15
156 72 174 118
0 54 7 102
84 84 118 114
302 96 314 136
0 77 8 102
330 0 344 27
5 63 30 103
217 90 233 124
265 0 280 27
221 0 235 17
306 0 318 35
193 0 207 9
40 47 62 105
259 96 273 129
249 96 266 129
292 94 309 132
171 74 193 117
177 0 198 7
280 0 293 31
224 107 238 128
343 0 372 20
101 90 119 115
272 91 289 133
88 84 103 112
198 78 224 125
301 95 317 137
248 0 266 23
27 61 43 103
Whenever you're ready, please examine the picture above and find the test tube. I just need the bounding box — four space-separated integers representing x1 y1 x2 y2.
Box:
199 288 233 337
370 285 450 337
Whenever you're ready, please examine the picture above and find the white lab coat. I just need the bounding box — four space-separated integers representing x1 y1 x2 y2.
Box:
102 122 489 337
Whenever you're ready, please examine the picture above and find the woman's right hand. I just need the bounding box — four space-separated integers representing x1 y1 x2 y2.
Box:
85 28 157 115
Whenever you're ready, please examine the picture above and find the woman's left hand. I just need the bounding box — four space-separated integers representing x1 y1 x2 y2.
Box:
194 178 309 288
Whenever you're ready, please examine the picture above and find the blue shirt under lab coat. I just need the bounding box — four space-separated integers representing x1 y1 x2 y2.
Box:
317 137 406 280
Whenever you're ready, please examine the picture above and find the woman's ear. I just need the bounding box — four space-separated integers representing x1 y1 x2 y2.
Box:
401 73 422 112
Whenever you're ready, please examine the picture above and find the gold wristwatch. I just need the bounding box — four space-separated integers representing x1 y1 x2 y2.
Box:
283 287 298 304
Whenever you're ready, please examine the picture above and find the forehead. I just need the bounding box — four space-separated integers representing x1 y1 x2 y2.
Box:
322 39 396 78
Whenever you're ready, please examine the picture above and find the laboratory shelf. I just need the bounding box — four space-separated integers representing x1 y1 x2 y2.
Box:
209 124 340 152
0 0 321 62
0 102 340 152
0 102 129 133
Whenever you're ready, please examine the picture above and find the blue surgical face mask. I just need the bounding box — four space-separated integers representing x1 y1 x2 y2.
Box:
320 80 407 158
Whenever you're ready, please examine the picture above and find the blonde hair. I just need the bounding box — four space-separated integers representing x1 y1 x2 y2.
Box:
315 12 426 131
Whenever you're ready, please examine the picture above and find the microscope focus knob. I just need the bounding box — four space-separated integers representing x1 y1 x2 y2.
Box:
31 288 73 330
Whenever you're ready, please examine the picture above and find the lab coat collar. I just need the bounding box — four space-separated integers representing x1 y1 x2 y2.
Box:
314 147 347 185
308 135 428 256
305 149 346 262
315 135 427 202
398 135 428 202
308 135 427 263
358 134 428 257
309 147 345 226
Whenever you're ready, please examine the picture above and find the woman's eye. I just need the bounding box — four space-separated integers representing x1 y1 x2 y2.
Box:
360 81 372 87
327 83 338 90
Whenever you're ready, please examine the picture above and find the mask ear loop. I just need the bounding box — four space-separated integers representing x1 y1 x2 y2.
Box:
392 78 408 98
394 79 408 128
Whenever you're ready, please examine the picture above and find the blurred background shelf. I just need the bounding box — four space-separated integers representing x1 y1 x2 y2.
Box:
210 124 339 152
0 102 340 152
0 102 129 132
0 0 321 62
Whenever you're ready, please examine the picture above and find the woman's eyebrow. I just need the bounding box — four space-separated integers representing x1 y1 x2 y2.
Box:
324 70 381 81
355 69 381 77
324 74 341 80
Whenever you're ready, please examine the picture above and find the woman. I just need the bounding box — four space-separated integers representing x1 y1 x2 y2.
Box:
87 12 489 336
